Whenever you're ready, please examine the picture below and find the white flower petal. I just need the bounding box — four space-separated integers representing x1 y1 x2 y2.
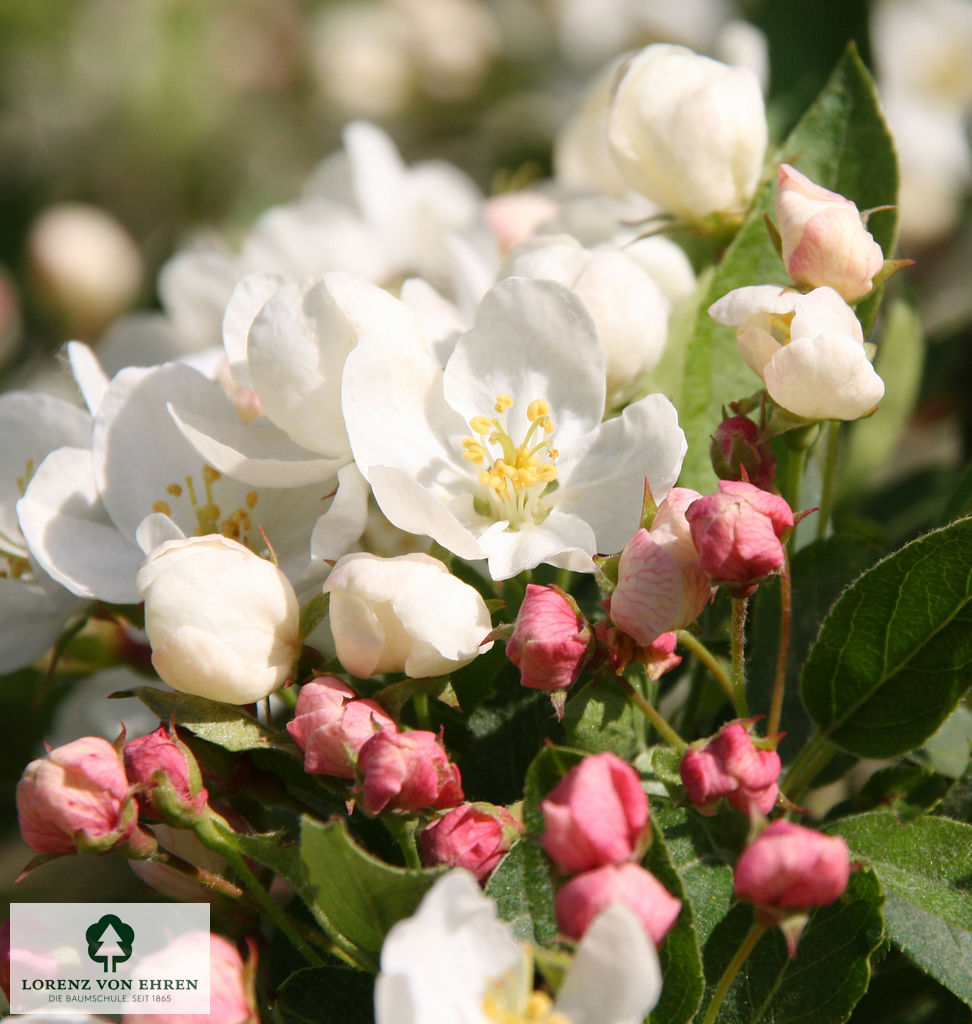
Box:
308 462 371 564
168 402 345 487
66 342 109 415
18 446 143 603
135 512 186 554
478 511 597 580
444 277 605 449
376 870 520 1024
555 905 662 1024
555 392 685 554
764 332 885 421
0 390 91 553
222 272 284 389
0 575 85 673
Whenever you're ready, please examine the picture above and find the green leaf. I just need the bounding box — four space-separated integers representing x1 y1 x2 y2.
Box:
839 297 924 500
748 532 884 762
651 803 736 950
275 965 374 1024
679 44 898 491
484 838 557 946
645 815 704 1024
826 764 953 823
522 744 587 833
704 869 884 1024
299 816 444 972
117 686 295 754
800 517 972 758
939 459 972 527
562 675 649 759
830 811 972 1005
299 592 329 641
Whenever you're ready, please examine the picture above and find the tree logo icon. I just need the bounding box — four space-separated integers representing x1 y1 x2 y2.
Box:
85 914 135 973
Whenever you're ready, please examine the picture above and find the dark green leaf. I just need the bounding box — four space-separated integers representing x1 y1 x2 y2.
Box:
563 674 649 759
748 533 884 762
704 869 884 1024
938 459 972 527
299 816 444 972
118 686 294 754
679 44 898 491
645 815 704 1024
275 965 374 1024
827 764 953 823
830 811 972 1005
484 838 557 945
800 517 972 758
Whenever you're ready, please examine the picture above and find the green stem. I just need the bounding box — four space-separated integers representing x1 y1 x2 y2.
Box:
412 689 432 731
767 555 791 739
730 597 750 718
783 447 807 559
384 815 423 869
816 420 841 541
676 630 734 707
194 816 325 967
615 676 688 752
700 919 768 1024
781 733 839 803
554 567 574 592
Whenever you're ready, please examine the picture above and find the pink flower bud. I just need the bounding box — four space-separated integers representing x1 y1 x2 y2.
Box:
420 802 522 881
555 863 682 947
710 416 776 489
776 164 884 303
507 584 593 691
124 724 208 823
287 677 398 778
16 737 138 854
680 722 780 816
610 488 712 645
357 730 464 816
734 820 852 957
595 615 682 680
540 752 649 875
686 481 793 596
123 932 258 1024
734 820 851 913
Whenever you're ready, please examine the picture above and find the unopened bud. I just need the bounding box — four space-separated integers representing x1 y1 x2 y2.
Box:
420 802 521 881
680 721 780 816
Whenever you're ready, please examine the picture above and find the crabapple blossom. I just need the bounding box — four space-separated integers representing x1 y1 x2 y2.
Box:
680 721 781 816
323 552 493 679
420 802 521 881
540 752 649 875
609 487 711 645
708 284 885 421
374 869 661 1024
555 863 682 947
775 164 885 302
686 480 793 596
135 535 301 705
607 44 767 225
17 737 139 855
286 676 397 777
506 584 593 692
356 729 464 815
343 277 686 580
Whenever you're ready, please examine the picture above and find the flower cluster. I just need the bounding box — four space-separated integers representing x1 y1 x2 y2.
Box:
4 26 929 1024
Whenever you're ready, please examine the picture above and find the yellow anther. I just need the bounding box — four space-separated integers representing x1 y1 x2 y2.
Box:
525 992 555 1020
166 483 183 497
517 467 538 487
245 491 258 509
462 438 487 464
539 416 554 434
527 399 549 422
548 448 559 459
478 470 491 488
537 465 558 482
494 393 514 412
202 465 221 484
470 416 495 435
152 500 171 515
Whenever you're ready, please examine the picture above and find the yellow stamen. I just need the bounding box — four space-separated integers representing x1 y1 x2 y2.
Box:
166 483 183 497
494 393 514 412
152 500 171 515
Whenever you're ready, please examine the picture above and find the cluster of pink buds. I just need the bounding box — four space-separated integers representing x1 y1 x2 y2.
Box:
539 752 681 948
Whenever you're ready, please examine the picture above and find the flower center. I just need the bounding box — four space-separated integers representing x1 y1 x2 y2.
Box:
151 466 260 545
481 953 573 1024
461 394 558 530
766 311 795 344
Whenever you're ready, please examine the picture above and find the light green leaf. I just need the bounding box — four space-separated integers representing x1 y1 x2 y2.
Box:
485 838 557 946
830 811 972 1005
800 517 972 758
